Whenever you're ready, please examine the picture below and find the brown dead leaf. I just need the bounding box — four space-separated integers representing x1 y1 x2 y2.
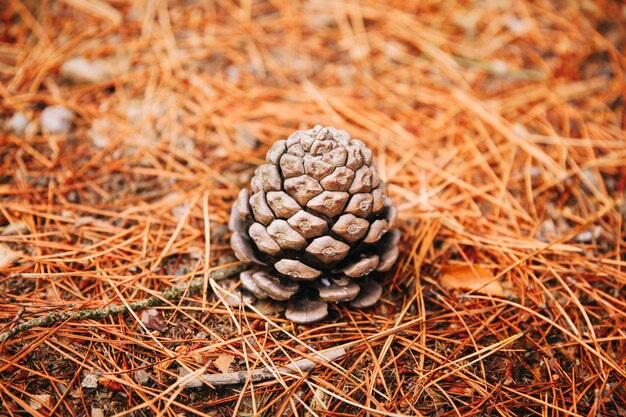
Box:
28 394 52 411
214 353 235 373
140 309 168 332
439 265 504 297
0 244 22 269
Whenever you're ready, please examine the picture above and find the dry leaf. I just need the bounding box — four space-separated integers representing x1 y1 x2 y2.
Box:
0 244 22 268
29 394 52 410
214 353 235 373
140 309 168 332
439 265 504 297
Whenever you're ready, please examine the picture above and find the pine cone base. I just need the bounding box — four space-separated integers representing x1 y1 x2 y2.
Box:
229 125 400 323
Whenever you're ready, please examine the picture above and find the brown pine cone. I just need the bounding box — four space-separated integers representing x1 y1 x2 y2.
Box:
228 125 399 324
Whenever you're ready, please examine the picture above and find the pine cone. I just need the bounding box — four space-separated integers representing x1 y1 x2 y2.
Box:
228 125 399 323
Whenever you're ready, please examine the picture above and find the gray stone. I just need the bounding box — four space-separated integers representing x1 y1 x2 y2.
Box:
40 105 74 134
81 372 101 389
60 57 110 84
134 369 150 386
7 112 29 134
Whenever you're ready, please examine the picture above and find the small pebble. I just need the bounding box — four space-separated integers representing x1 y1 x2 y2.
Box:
81 372 100 389
7 112 29 134
134 369 150 386
60 56 110 84
56 382 68 395
40 105 74 134
574 226 601 243
91 408 105 417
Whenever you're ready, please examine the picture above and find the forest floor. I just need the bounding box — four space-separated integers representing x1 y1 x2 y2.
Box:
1 1 625 416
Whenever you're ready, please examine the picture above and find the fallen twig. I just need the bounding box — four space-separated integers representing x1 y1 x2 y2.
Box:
0 262 248 343
179 346 347 387
178 316 425 387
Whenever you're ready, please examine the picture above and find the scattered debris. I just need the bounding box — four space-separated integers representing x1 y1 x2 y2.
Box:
451 10 482 35
491 60 509 75
140 309 168 332
178 367 204 388
226 65 240 83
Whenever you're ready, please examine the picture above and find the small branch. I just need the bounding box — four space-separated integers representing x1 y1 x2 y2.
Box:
179 347 347 387
178 313 426 387
0 262 248 343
